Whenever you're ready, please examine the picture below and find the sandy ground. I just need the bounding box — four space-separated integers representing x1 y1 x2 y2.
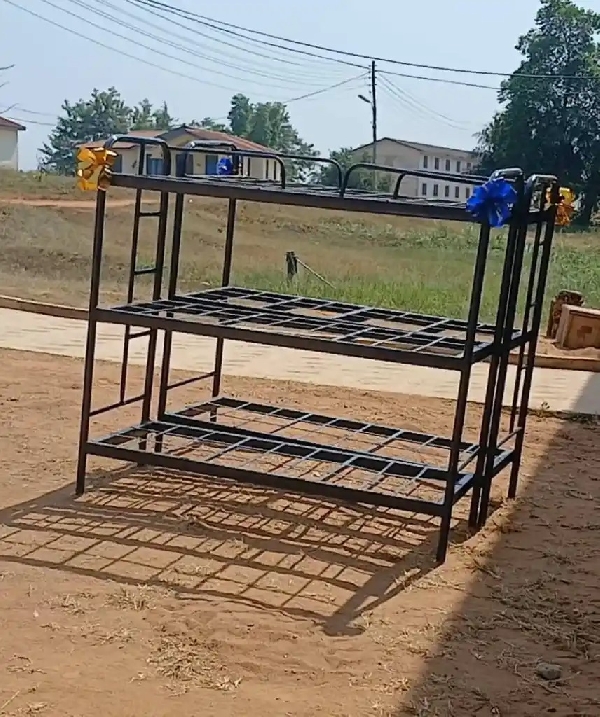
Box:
536 335 600 361
0 349 599 716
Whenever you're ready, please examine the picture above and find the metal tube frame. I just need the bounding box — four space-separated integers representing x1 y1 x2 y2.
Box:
74 137 559 563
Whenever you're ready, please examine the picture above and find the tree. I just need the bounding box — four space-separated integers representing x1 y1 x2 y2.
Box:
319 147 391 190
204 94 317 177
130 99 176 130
40 88 176 174
228 93 253 137
476 0 600 224
189 117 230 133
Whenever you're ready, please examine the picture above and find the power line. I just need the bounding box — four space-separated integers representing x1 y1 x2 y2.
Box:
126 0 499 89
101 0 352 78
128 0 366 70
41 0 327 91
4 0 360 104
9 107 58 117
6 76 368 130
6 116 55 126
378 75 475 131
133 0 598 82
70 0 342 87
381 70 499 91
285 73 368 103
1 0 242 92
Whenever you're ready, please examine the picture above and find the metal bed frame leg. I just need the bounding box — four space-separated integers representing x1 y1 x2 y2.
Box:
76 191 107 496
210 198 237 421
507 210 557 498
477 189 533 529
467 172 532 528
467 213 523 527
437 218 492 562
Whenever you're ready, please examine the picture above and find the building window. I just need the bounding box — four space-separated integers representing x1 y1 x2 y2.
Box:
434 157 440 170
465 186 471 199
456 160 461 173
467 162 472 171
444 185 450 198
454 186 460 199
433 184 439 197
445 159 451 172
423 155 429 169
421 182 427 196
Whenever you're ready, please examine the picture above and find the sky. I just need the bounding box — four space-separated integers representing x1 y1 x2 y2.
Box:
1 0 598 170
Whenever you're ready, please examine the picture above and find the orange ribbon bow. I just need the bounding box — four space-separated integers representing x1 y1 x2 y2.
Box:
76 147 118 191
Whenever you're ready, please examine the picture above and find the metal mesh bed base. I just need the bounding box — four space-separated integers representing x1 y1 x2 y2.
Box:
85 396 513 516
100 287 522 369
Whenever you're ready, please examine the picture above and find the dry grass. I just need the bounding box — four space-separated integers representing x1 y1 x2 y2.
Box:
1 171 600 320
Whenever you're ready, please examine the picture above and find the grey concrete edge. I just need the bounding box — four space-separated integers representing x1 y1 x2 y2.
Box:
1 294 599 374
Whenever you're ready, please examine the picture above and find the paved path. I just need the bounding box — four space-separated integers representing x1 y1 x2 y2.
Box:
1 308 599 414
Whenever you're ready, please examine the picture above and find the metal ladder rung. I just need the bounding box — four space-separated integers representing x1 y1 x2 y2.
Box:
133 266 157 276
139 210 163 218
128 329 152 340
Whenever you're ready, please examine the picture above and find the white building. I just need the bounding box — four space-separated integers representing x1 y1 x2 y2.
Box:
351 137 478 199
0 116 26 170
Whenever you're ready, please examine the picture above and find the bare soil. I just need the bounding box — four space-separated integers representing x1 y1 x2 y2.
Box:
536 335 600 361
1 349 599 716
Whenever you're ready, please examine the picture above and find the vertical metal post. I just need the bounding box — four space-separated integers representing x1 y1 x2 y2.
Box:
211 199 237 408
140 187 170 436
76 190 107 496
436 220 491 563
119 146 146 402
468 177 525 527
157 192 185 423
508 205 557 498
509 216 544 432
477 188 531 528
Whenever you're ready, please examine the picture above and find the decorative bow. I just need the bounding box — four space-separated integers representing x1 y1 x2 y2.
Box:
217 157 234 176
76 147 118 191
466 177 518 228
547 186 575 227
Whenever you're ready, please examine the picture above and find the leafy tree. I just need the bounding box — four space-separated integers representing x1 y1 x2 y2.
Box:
40 88 176 174
131 99 176 130
228 93 253 137
319 147 391 190
204 94 317 177
42 87 315 178
190 117 230 133
477 0 600 224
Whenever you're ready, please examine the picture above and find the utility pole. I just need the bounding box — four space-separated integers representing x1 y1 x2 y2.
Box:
358 61 378 187
370 60 377 166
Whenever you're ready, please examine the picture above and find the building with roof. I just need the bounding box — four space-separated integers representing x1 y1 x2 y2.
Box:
0 116 26 171
351 137 478 200
80 125 280 181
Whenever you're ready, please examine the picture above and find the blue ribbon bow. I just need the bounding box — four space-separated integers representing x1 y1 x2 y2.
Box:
466 177 517 227
217 157 234 176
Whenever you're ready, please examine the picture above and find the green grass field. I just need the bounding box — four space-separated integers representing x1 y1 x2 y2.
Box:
1 169 599 321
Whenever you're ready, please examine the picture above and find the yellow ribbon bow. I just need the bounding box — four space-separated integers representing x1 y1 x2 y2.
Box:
76 147 118 191
546 186 575 227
